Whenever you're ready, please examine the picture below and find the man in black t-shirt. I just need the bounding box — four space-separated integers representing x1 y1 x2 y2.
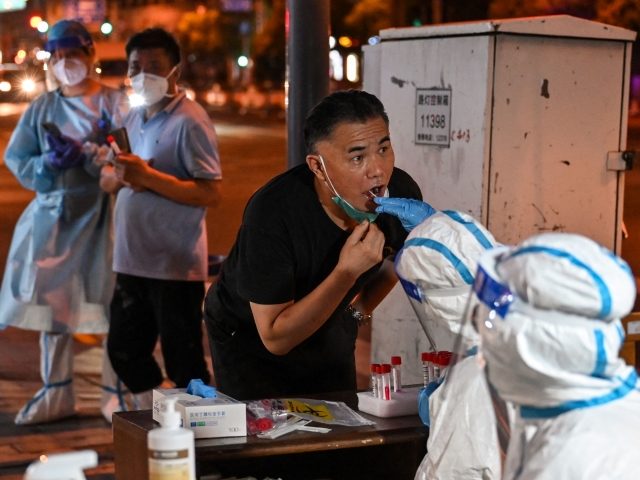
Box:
204 90 422 399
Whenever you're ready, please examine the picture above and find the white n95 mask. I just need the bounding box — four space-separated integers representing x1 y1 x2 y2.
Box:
130 66 177 106
52 58 88 87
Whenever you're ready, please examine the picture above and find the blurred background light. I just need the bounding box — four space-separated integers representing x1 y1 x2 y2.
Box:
368 36 380 46
100 21 113 36
329 49 343 81
346 53 359 83
338 36 352 48
28 15 42 29
128 93 145 108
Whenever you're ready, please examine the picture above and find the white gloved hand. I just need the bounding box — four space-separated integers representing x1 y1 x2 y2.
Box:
83 142 114 167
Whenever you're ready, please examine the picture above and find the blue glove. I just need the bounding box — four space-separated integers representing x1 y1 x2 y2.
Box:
374 197 436 232
95 111 112 145
186 379 217 398
418 380 443 427
46 133 85 170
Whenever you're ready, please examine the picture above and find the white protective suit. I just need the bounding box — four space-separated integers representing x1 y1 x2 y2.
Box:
473 233 640 480
0 86 131 424
395 210 505 480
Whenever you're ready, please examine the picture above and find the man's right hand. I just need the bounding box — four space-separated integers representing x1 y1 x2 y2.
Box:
336 221 385 279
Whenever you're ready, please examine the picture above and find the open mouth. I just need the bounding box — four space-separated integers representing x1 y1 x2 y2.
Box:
366 185 384 199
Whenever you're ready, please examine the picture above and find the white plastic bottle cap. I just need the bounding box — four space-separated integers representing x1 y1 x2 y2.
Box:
161 397 182 428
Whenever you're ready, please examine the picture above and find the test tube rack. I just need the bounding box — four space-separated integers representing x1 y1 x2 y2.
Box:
356 385 422 418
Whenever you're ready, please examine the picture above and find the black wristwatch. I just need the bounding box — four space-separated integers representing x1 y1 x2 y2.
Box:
346 304 372 326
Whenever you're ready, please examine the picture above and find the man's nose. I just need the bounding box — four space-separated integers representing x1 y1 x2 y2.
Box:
367 154 385 178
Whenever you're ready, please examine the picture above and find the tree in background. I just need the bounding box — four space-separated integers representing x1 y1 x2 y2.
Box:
489 0 640 30
252 0 285 87
246 0 639 95
596 0 640 31
175 7 227 92
175 5 253 92
343 0 490 36
344 0 395 38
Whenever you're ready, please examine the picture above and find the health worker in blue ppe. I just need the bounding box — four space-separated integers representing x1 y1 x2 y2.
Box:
395 208 508 479
204 90 421 399
470 232 640 479
0 19 130 424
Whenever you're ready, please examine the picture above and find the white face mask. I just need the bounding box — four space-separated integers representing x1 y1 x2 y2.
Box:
130 66 177 106
52 58 88 87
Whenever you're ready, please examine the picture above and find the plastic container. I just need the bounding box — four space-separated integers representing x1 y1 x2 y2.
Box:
370 363 380 398
391 356 402 392
435 351 454 379
421 352 434 387
380 364 392 400
375 364 384 399
357 385 422 417
148 397 196 480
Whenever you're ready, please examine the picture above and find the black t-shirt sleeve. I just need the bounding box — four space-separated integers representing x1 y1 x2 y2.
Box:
235 200 296 306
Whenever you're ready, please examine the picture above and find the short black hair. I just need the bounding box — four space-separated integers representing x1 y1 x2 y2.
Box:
303 90 389 154
125 28 181 66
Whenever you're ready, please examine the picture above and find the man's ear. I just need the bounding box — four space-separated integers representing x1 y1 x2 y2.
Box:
306 154 325 181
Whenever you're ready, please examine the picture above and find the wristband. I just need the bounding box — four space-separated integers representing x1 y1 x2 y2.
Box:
346 304 372 327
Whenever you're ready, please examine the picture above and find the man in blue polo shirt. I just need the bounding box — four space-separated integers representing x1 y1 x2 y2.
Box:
101 28 221 406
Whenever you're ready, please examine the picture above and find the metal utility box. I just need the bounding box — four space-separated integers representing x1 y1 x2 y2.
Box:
364 15 636 252
363 15 637 383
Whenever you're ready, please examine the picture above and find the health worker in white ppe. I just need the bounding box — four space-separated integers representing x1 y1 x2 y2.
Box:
0 19 130 424
471 232 640 479
392 203 507 480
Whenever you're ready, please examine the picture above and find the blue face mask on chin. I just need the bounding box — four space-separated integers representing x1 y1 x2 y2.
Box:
318 155 380 223
331 196 379 223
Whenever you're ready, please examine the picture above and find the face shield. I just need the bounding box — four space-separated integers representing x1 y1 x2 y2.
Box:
395 210 498 354
429 245 513 384
462 233 637 417
403 281 474 353
426 246 516 461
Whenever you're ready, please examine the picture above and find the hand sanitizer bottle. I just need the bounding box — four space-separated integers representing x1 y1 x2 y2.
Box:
148 397 195 480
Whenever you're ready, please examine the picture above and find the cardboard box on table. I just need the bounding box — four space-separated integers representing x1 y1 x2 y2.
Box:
153 388 247 439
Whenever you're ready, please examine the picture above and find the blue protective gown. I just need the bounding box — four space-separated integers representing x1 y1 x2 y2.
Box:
0 86 126 333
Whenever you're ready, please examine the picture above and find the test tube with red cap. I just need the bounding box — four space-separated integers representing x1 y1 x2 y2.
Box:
435 351 453 379
391 356 402 392
370 363 380 398
380 364 392 400
432 353 442 380
421 352 434 387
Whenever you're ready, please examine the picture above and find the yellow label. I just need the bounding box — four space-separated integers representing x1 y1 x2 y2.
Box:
149 449 190 480
284 399 334 421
